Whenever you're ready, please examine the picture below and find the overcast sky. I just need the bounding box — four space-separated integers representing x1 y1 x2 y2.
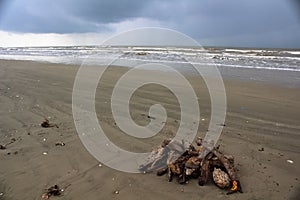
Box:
0 0 299 48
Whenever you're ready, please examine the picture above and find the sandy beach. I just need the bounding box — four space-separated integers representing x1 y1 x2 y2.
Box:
0 59 299 200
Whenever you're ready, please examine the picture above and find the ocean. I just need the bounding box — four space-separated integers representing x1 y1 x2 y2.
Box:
0 46 299 86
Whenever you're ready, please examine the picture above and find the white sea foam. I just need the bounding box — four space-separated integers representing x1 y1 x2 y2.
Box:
283 51 300 55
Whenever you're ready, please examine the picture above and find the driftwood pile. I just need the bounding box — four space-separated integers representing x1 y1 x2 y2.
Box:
139 138 243 195
42 185 61 200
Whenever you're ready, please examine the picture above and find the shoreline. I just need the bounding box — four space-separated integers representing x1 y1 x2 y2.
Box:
1 58 300 88
0 59 299 200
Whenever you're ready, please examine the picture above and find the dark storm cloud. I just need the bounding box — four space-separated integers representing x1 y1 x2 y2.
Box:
0 0 149 33
58 0 147 23
0 0 299 47
142 0 299 38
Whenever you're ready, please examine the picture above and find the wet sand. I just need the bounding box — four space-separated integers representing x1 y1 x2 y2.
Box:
0 59 299 200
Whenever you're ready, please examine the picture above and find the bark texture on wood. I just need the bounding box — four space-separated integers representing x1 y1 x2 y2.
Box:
212 149 237 181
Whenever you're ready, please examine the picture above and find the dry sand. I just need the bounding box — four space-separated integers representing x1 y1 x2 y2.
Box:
0 59 299 200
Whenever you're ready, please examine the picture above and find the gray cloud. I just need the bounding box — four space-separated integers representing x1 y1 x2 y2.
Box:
0 0 299 48
0 0 155 33
59 0 146 23
143 0 299 38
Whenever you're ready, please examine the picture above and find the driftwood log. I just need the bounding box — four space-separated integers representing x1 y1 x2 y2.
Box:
41 119 59 128
212 149 243 194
